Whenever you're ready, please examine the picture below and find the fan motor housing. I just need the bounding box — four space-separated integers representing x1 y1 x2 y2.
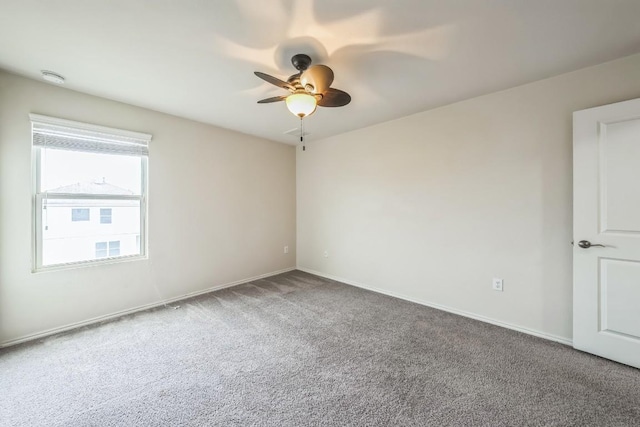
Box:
291 54 312 71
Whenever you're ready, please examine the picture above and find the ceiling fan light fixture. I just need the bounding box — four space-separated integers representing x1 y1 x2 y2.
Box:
286 93 317 118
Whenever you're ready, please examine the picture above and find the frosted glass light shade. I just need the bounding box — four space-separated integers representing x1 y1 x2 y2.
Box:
286 93 317 118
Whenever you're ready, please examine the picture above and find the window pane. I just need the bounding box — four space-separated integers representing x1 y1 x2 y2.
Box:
108 241 120 257
95 242 108 258
100 208 112 224
71 208 90 221
41 148 142 195
42 199 141 266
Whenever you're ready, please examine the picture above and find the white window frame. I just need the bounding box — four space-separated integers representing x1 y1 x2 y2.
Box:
31 114 151 272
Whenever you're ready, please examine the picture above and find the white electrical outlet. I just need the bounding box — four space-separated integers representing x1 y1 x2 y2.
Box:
323 250 329 258
492 278 504 292
284 246 289 254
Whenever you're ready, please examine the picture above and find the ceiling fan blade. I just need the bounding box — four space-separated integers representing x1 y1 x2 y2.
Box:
300 65 334 94
257 95 287 104
254 71 294 91
318 88 351 107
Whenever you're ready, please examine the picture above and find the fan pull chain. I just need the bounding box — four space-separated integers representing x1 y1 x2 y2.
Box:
300 117 306 151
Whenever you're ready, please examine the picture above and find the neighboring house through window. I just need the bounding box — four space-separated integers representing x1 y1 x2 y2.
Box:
31 114 151 270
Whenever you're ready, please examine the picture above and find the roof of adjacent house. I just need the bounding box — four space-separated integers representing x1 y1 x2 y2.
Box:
48 179 134 196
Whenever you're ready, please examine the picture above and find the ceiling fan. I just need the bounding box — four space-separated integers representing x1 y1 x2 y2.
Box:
254 54 351 119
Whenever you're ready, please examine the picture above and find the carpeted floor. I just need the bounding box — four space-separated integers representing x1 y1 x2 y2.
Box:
1 270 639 426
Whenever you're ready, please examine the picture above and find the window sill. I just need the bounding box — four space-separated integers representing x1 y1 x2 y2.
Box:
32 254 148 274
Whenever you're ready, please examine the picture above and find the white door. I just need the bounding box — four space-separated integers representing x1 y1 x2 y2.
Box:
574 98 640 369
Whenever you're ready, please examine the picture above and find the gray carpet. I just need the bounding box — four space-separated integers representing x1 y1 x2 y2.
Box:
1 271 639 426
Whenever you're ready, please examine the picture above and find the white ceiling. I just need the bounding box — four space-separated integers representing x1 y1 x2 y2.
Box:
1 1 640 144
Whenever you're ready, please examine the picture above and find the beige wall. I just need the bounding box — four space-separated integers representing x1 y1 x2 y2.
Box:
297 53 640 342
0 71 296 345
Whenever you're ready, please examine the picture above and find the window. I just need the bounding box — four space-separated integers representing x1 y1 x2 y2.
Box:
95 241 120 258
72 208 90 222
32 114 151 270
109 240 121 256
95 242 108 258
100 208 112 224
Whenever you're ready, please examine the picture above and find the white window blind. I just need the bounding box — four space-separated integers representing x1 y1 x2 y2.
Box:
30 114 151 156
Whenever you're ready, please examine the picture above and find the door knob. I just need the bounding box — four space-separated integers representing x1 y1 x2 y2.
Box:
577 240 605 249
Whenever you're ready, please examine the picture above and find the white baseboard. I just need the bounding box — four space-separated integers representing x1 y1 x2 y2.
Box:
0 267 296 348
297 267 573 347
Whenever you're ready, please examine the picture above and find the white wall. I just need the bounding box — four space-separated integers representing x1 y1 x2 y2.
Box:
0 71 296 345
297 53 640 342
